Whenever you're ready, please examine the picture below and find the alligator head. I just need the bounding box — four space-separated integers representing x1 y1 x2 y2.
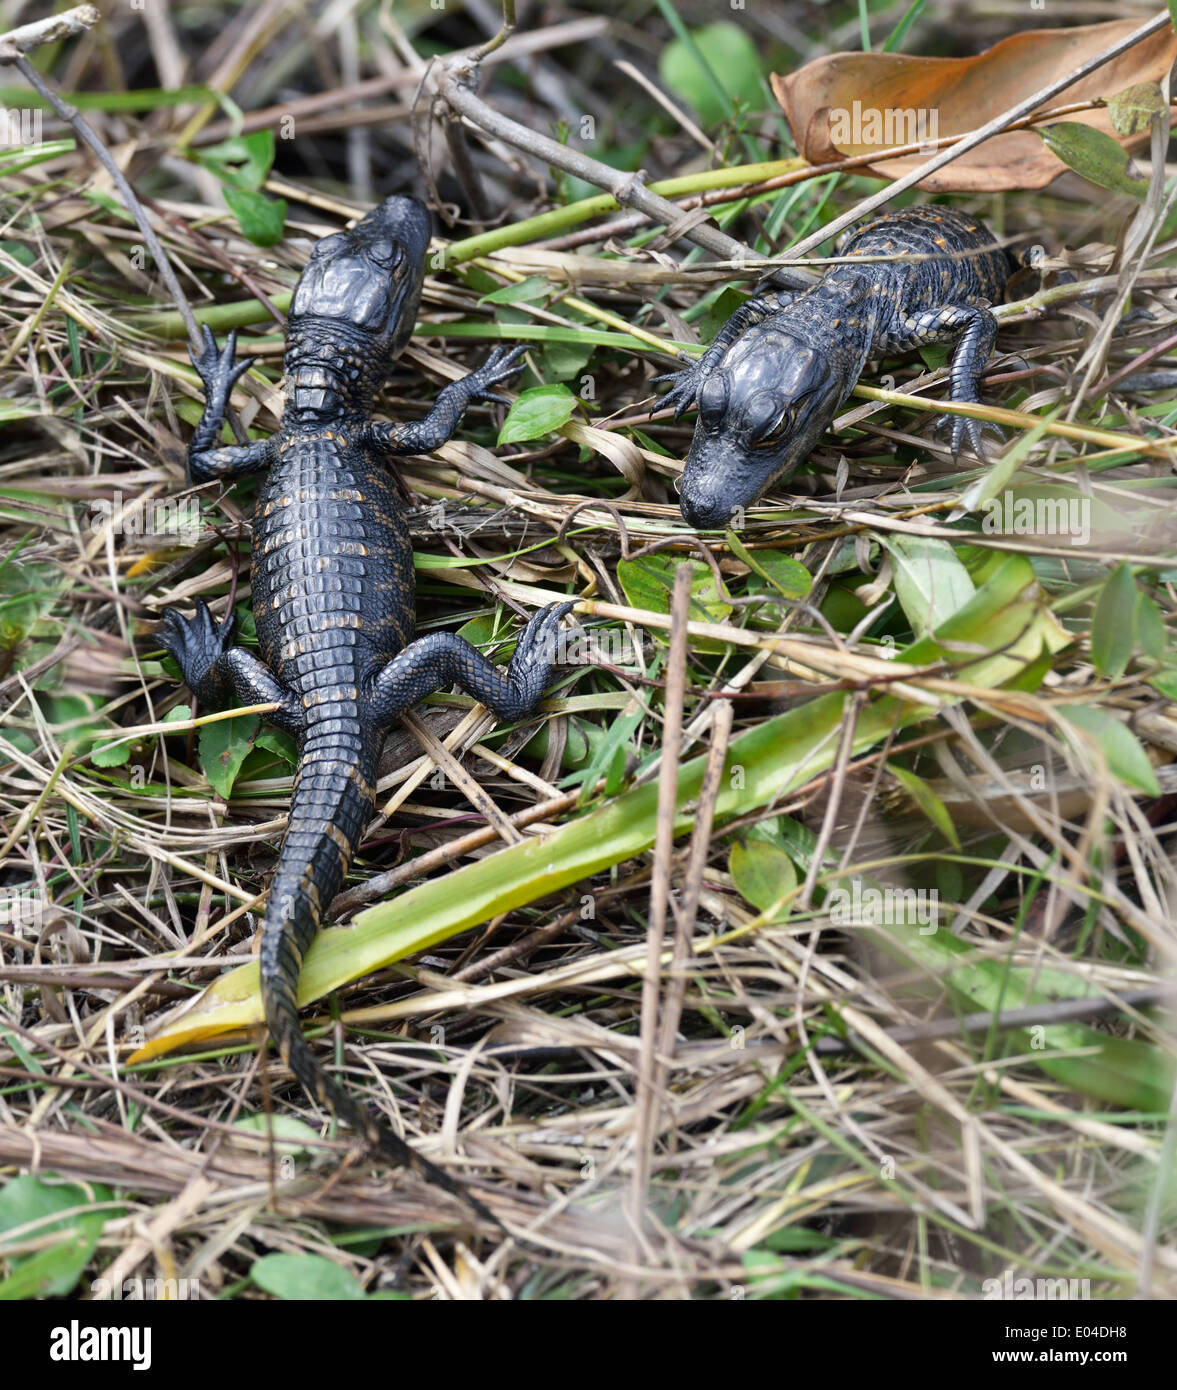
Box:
679 326 847 529
286 195 430 414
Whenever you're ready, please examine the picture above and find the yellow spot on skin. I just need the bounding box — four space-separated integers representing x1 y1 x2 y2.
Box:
326 824 351 856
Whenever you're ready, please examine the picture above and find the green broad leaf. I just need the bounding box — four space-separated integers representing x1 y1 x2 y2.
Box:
255 726 298 767
223 188 287 247
165 704 192 725
542 337 595 383
1106 82 1165 137
884 536 975 636
478 276 550 307
194 130 275 191
729 839 797 916
497 384 578 445
1090 563 1138 679
90 739 131 768
198 713 260 799
0 1177 113 1301
628 427 674 458
1149 667 1177 701
250 1254 368 1301
617 554 732 651
658 23 764 128
233 1114 319 1157
1059 704 1161 796
1039 123 1148 199
726 531 811 600
1136 592 1167 662
886 764 961 850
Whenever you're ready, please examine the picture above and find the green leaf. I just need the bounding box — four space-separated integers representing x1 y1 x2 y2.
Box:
1038 123 1148 199
886 764 960 850
0 1177 113 1301
194 130 275 191
199 713 260 799
729 840 797 916
1090 563 1137 679
616 554 731 652
1149 667 1177 701
1060 705 1161 796
233 1114 319 1157
884 536 975 636
1137 593 1167 662
658 23 763 128
223 188 287 247
497 384 578 445
250 1253 368 1301
90 739 131 768
255 726 298 767
726 531 811 600
478 276 549 307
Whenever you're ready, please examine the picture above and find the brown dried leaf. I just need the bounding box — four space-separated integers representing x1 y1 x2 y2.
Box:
770 19 1177 193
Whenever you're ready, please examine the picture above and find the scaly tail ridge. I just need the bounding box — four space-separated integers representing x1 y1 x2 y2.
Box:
259 725 499 1228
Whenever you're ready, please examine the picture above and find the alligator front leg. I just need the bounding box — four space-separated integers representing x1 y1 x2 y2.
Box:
884 304 1003 457
159 599 305 736
653 291 796 418
187 326 276 483
363 346 527 456
368 602 574 727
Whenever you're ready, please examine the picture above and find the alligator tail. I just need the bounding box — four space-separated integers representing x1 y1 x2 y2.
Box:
259 727 498 1227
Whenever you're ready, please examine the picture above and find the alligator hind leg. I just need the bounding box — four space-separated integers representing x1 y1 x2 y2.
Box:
159 599 304 736
368 602 574 728
888 304 1004 457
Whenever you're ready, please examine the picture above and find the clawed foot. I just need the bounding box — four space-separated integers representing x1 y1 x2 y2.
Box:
508 601 576 700
189 325 255 407
934 408 1004 459
159 598 236 692
463 345 528 407
652 363 702 419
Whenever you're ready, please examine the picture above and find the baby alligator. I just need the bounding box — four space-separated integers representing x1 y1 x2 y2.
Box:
160 195 570 1223
659 206 1012 527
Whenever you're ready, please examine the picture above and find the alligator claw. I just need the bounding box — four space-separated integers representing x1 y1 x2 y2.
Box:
934 409 1004 459
652 365 702 419
159 598 236 689
466 344 528 403
189 325 255 403
510 601 576 682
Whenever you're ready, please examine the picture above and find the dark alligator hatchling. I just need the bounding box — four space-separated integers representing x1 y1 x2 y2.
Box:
159 195 571 1224
659 206 1013 528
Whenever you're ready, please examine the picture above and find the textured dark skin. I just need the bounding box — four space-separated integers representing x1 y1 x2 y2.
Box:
660 206 1013 528
159 195 570 1225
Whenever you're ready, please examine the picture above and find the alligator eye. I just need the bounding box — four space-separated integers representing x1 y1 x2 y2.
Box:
750 407 793 449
